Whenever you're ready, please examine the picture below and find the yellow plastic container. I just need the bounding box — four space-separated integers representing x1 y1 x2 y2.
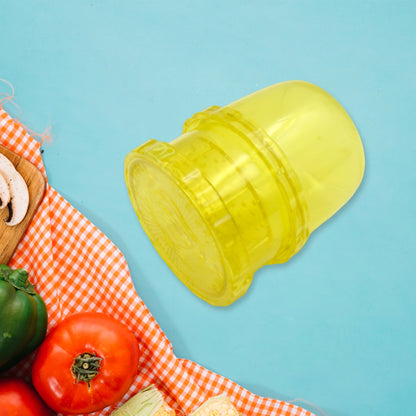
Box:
125 81 365 306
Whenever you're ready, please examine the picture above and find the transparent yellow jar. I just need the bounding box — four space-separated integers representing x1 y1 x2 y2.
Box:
125 81 365 306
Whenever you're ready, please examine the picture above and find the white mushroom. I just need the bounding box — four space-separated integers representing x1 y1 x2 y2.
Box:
0 153 29 226
0 172 10 209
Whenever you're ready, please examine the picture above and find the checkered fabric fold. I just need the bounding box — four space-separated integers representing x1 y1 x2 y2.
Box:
0 107 314 416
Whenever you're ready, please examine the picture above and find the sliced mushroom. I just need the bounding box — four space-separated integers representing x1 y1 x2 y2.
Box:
0 153 29 226
0 172 10 209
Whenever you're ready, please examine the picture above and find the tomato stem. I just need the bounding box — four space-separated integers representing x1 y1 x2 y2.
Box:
71 352 103 388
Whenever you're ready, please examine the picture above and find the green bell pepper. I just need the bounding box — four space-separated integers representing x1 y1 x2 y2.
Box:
0 264 48 372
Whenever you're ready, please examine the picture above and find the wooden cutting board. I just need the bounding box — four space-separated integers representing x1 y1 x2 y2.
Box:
0 144 46 264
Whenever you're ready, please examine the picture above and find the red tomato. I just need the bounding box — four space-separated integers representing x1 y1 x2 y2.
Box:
0 378 51 416
32 312 140 415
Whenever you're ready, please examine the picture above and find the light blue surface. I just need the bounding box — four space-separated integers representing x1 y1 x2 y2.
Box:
1 1 415 415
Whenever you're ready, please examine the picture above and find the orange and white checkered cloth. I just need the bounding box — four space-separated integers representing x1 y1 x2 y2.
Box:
0 106 314 416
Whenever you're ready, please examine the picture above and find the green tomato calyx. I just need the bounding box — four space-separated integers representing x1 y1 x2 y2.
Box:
71 352 103 388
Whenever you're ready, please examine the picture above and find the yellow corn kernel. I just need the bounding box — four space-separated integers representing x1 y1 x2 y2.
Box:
154 402 176 416
190 395 241 416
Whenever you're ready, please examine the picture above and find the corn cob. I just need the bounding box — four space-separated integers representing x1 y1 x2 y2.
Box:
189 395 241 416
111 385 175 416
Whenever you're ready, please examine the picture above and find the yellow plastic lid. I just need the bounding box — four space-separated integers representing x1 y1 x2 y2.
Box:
125 140 252 306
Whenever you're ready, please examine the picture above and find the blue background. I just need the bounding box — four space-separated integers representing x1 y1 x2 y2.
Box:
1 1 415 415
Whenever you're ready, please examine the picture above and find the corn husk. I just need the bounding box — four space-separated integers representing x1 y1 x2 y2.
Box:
111 385 175 416
190 395 241 416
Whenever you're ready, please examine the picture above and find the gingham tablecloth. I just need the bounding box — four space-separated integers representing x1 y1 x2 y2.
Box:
0 106 314 416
